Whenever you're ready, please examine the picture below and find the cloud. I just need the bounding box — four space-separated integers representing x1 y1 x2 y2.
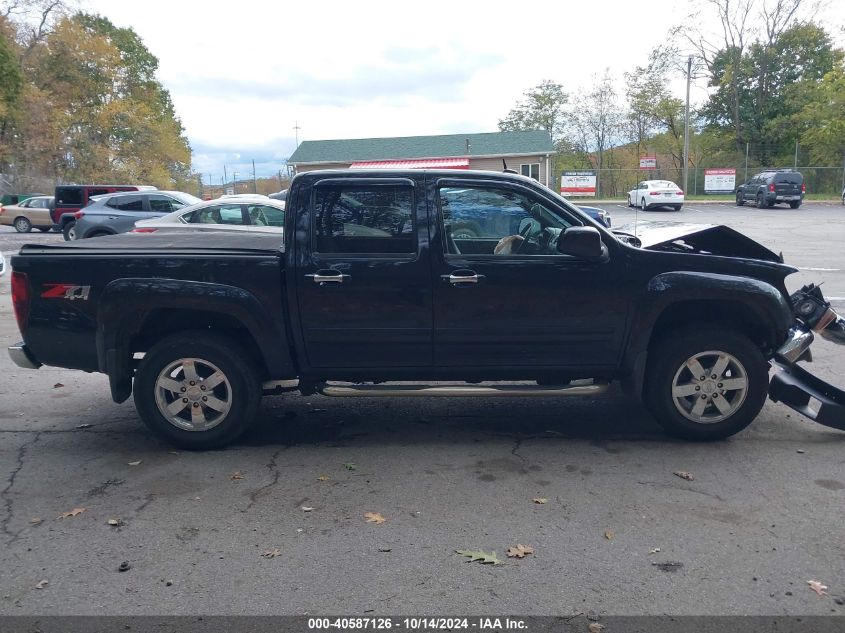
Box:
191 138 295 180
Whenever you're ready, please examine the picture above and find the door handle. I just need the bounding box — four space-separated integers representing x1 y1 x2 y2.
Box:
441 271 483 284
306 272 350 284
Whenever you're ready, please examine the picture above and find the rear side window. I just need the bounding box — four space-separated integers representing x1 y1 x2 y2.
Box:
247 204 284 228
106 195 144 211
56 187 83 206
313 185 414 255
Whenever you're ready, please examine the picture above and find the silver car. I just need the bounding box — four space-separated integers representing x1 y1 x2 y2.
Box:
70 191 202 240
132 196 285 235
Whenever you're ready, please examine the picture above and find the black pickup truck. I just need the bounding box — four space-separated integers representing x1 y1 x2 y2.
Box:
8 169 845 449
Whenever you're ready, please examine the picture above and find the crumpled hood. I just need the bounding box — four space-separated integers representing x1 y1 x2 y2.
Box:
616 221 784 263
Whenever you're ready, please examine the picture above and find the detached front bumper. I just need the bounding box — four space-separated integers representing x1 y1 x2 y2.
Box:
767 284 845 430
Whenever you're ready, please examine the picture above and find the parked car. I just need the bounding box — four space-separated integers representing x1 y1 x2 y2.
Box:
0 196 55 233
736 170 804 208
7 169 845 449
70 191 202 240
132 196 285 235
579 205 611 228
53 184 157 234
627 181 685 211
0 251 5 276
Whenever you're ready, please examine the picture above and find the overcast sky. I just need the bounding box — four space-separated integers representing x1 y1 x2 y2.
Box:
84 0 843 183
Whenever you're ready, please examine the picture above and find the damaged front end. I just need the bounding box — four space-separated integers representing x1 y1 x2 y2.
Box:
769 284 845 430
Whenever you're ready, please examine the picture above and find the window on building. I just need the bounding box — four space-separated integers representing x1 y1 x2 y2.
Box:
520 163 541 181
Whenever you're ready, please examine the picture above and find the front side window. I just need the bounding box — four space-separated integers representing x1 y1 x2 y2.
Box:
439 186 573 256
520 163 540 181
313 185 414 255
191 204 246 225
247 204 284 228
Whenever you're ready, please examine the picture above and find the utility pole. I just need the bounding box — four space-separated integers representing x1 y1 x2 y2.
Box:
744 143 749 183
252 159 257 194
223 165 228 189
293 121 301 147
794 140 799 170
682 55 692 196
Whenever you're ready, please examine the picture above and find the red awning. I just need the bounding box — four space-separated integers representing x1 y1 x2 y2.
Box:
350 158 469 169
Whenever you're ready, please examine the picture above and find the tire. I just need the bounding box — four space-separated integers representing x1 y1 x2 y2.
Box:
672 205 682 211
627 196 634 207
640 197 648 211
789 201 801 209
13 217 32 233
451 223 481 239
87 230 112 238
756 193 769 209
736 192 745 206
645 327 769 441
36 226 50 232
132 332 262 450
62 221 76 241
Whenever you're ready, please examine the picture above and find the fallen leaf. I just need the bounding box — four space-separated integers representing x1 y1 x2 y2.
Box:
796 449 805 454
532 497 548 504
127 461 141 467
455 549 503 565
364 512 386 524
35 580 48 590
231 471 244 480
29 517 43 525
588 624 605 633
261 548 281 558
604 530 614 540
506 544 534 558
57 507 86 519
107 518 122 526
317 475 330 482
75 424 92 429
378 548 392 552
673 470 694 481
168 451 180 456
649 547 661 554
808 580 828 596
302 506 314 512
343 463 357 471
53 383 64 388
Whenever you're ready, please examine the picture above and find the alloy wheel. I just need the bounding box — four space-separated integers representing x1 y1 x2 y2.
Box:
670 350 749 424
154 357 232 431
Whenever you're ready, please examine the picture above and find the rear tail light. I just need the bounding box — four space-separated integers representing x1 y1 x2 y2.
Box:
131 227 157 233
676 190 684 195
802 183 806 193
768 183 775 192
73 210 85 219
649 191 660 195
0 205 4 215
11 271 31 334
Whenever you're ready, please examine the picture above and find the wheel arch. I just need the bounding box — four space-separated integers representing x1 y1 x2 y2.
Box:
97 278 296 402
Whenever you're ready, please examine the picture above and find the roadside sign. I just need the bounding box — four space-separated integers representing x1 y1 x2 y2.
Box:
704 168 736 194
560 171 597 197
225 187 234 196
639 156 657 170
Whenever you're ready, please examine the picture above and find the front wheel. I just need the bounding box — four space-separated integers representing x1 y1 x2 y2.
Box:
627 196 633 207
13 217 32 233
736 192 745 206
62 221 76 241
133 332 262 449
645 327 769 440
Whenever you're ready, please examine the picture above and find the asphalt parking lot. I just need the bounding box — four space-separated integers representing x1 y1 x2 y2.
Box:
1 202 844 617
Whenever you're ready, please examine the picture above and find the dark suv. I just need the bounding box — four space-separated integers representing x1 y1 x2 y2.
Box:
736 170 804 209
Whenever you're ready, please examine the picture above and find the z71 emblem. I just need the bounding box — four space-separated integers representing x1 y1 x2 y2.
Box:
41 284 91 301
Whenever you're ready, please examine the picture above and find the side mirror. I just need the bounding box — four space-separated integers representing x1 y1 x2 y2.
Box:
557 226 606 260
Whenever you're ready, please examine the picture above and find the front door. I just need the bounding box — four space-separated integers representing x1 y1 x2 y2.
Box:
430 177 630 370
295 177 432 369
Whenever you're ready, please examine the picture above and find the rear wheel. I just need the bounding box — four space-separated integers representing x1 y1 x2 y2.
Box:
640 197 648 211
645 327 769 440
13 217 32 233
756 193 770 209
36 226 50 232
62 221 76 241
87 230 111 238
133 332 262 449
672 205 682 211
789 201 801 209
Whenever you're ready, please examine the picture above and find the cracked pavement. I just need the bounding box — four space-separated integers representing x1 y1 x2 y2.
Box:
1 209 845 615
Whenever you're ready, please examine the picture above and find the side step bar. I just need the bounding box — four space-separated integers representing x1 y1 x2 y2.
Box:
317 382 609 398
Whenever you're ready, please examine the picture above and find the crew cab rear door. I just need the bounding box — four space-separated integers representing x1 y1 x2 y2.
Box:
293 176 433 369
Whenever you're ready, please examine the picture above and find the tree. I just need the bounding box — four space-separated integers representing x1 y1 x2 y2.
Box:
498 80 569 148
795 64 845 166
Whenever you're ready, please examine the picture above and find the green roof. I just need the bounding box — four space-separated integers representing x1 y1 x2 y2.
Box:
288 130 554 164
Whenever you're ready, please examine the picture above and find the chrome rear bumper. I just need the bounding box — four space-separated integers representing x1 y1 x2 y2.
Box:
8 343 41 369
